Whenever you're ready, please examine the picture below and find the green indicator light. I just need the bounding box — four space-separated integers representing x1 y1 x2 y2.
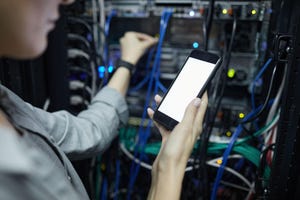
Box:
227 68 235 78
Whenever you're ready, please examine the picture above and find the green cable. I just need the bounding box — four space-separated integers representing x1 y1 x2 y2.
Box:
119 113 278 177
236 113 279 145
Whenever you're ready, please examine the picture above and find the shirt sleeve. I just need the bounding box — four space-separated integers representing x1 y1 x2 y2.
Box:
30 86 129 160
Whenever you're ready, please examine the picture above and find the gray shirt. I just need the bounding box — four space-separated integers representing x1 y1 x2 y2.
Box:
0 85 129 199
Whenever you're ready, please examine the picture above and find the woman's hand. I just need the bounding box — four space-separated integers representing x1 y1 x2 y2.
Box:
147 93 208 200
108 32 157 96
119 31 158 65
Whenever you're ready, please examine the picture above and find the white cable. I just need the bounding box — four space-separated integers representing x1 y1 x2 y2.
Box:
207 162 251 189
246 182 255 200
68 48 90 60
267 65 287 123
120 143 252 190
43 98 50 111
206 155 252 189
119 143 153 170
99 0 105 30
270 125 277 159
120 143 198 172
90 61 97 96
92 0 99 54
264 112 279 145
67 33 91 49
69 80 93 96
70 95 89 106
264 64 287 144
266 64 287 124
98 0 105 55
209 112 279 145
261 112 280 137
220 180 251 192
68 48 96 96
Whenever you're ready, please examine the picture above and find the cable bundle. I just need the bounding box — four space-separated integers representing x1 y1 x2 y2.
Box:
125 9 173 200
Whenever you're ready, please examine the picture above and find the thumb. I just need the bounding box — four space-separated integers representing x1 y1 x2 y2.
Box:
181 98 202 126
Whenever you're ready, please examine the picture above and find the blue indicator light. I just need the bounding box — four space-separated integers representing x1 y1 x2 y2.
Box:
98 66 106 73
193 42 199 49
87 33 92 42
99 72 104 78
108 65 114 73
98 66 106 78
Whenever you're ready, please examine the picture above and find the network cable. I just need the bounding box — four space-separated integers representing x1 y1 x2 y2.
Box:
251 58 273 110
128 48 155 93
114 159 121 200
204 0 216 51
126 9 173 200
210 100 275 200
243 64 278 125
197 12 238 199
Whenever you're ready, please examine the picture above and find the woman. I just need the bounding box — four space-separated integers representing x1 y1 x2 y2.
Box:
0 0 208 199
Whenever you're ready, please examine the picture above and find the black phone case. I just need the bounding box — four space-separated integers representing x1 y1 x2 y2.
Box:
153 49 222 130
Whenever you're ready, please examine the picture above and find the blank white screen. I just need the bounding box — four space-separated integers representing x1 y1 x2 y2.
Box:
158 57 215 122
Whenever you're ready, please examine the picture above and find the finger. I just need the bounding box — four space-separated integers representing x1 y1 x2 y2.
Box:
147 108 166 131
147 107 154 119
141 39 158 50
134 33 158 47
135 32 156 41
194 93 208 135
147 108 170 139
154 94 162 106
181 98 202 126
195 92 208 125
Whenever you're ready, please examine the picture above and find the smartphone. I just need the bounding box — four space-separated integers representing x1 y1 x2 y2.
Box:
153 49 222 130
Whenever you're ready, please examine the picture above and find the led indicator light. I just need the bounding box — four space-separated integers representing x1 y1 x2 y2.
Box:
222 9 228 15
189 10 195 17
98 66 106 72
193 42 199 49
98 66 106 78
108 65 114 73
227 68 235 78
217 159 222 165
239 113 245 119
251 9 257 15
226 131 232 137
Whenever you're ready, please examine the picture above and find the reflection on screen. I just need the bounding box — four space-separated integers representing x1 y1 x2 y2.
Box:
158 57 215 122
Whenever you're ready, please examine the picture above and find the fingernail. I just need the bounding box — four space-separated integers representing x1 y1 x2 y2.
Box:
193 98 201 107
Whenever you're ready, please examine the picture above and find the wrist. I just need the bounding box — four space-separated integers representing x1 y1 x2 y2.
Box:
151 166 184 200
157 153 189 173
116 59 136 75
157 160 186 175
120 55 138 65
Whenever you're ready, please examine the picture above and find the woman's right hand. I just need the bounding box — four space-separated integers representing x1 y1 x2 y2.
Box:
147 93 208 200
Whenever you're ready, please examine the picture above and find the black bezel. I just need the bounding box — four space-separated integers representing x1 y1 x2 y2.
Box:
153 49 222 130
